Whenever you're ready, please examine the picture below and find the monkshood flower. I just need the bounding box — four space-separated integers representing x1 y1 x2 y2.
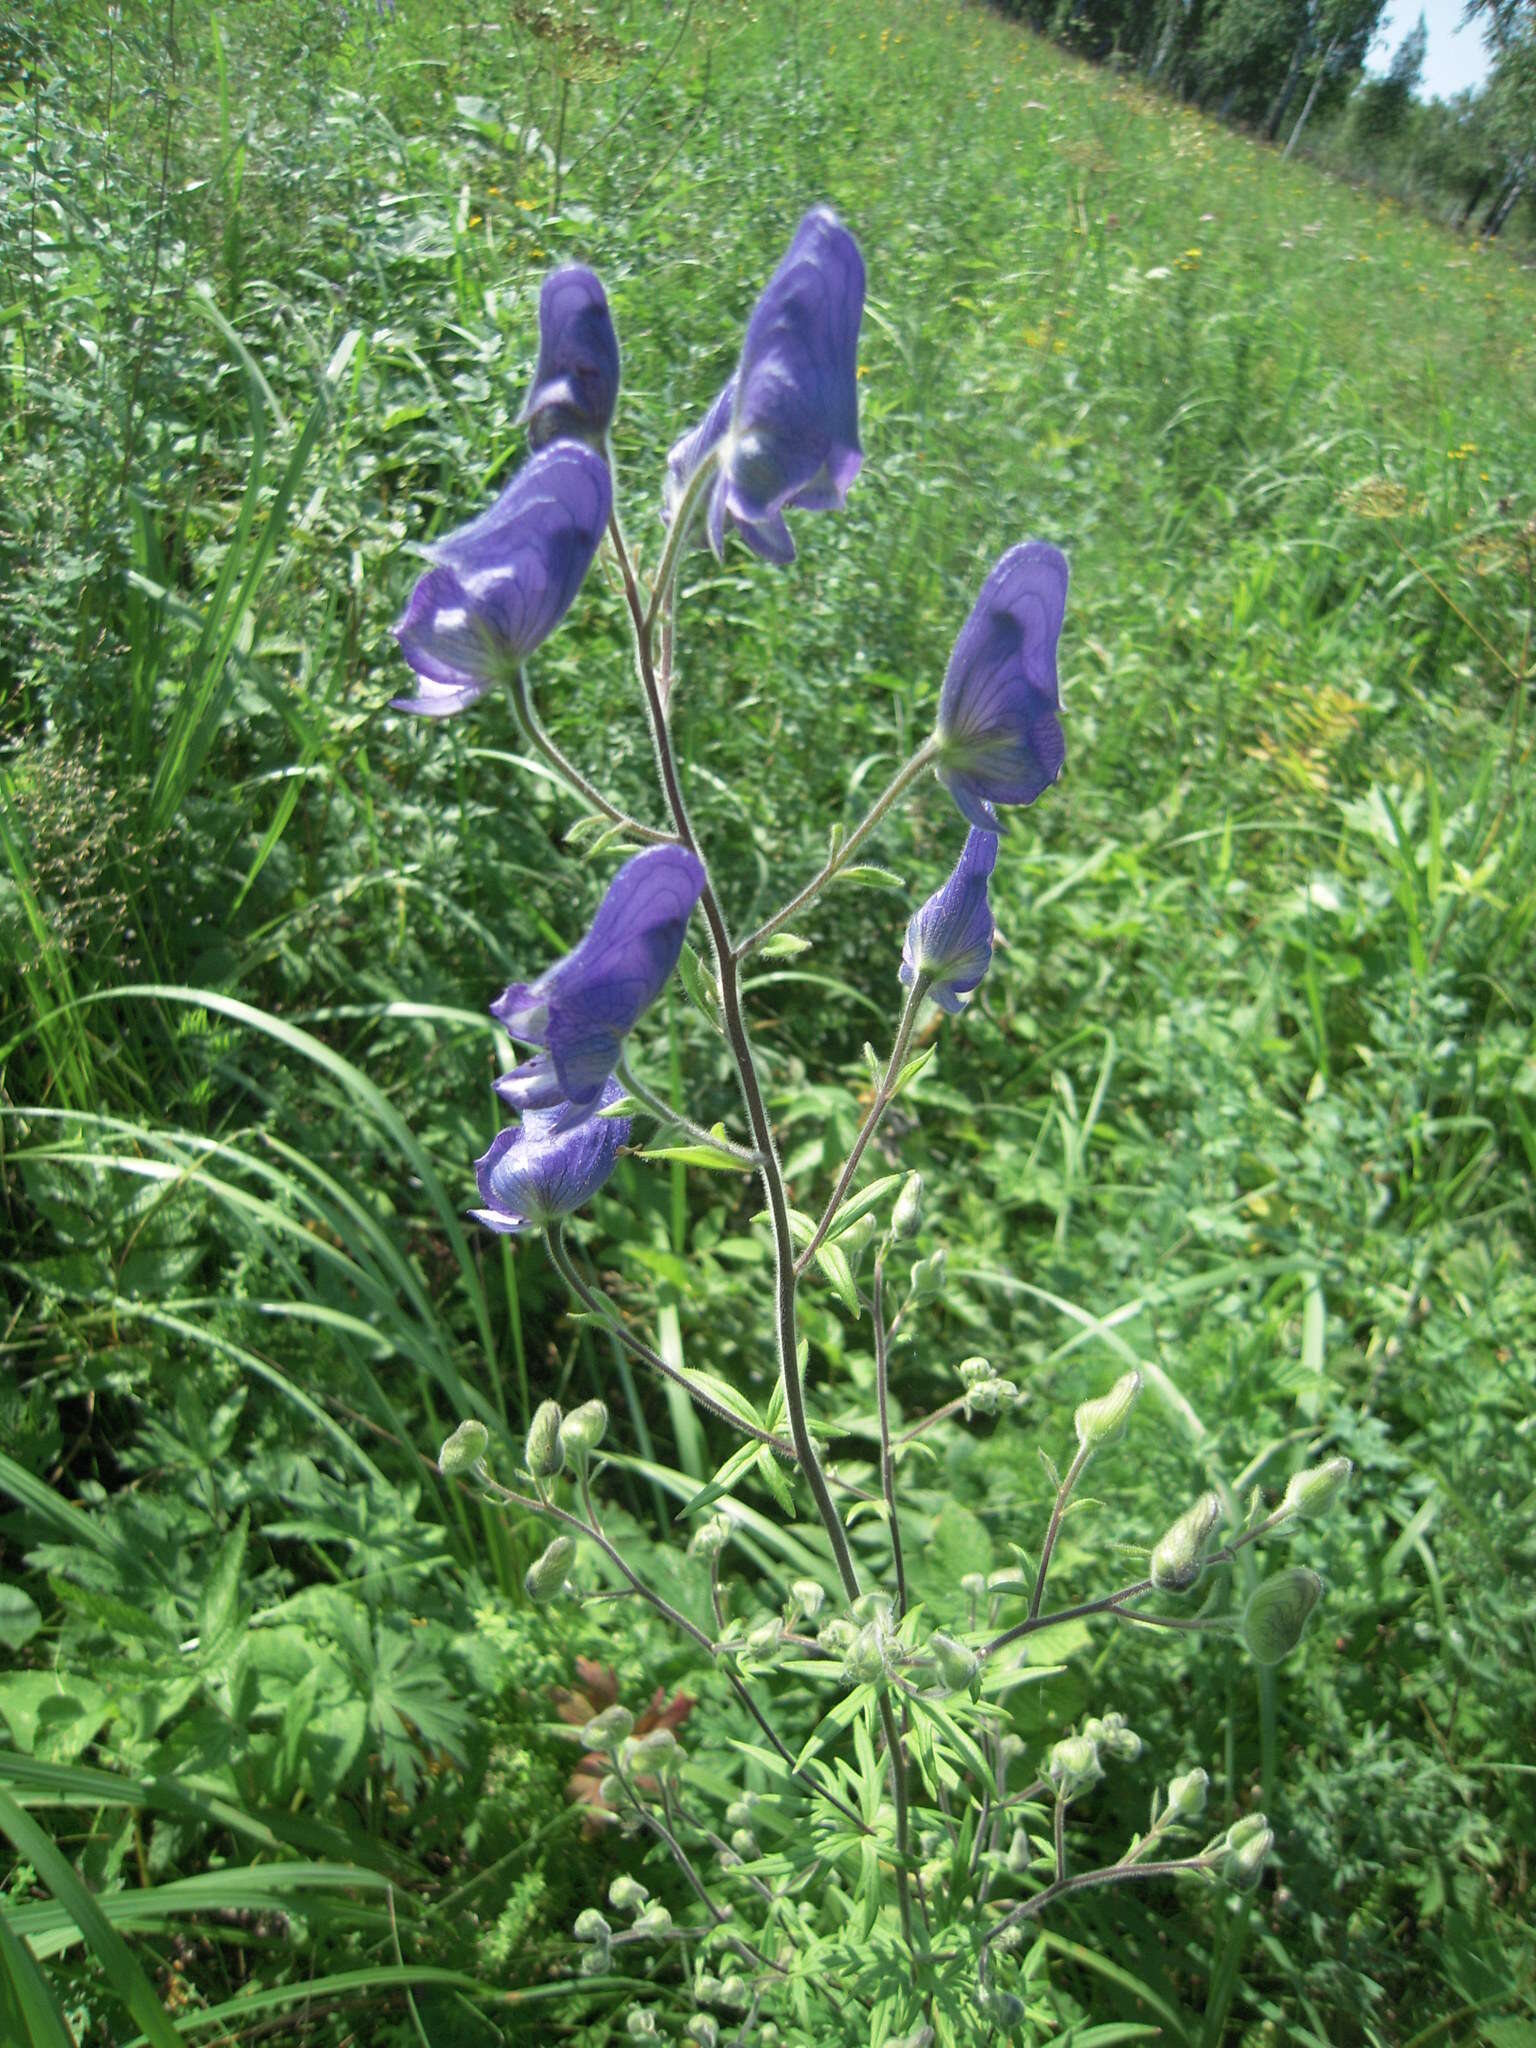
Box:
934 542 1069 831
471 1077 631 1235
663 206 864 564
493 1050 565 1114
391 440 611 716
491 845 707 1109
519 266 621 450
899 827 998 1014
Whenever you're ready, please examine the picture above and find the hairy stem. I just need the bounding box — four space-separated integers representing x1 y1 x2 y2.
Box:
1028 1440 1092 1620
797 974 928 1273
873 1253 908 1617
734 739 941 960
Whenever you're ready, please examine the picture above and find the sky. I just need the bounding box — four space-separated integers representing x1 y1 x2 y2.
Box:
1367 0 1494 100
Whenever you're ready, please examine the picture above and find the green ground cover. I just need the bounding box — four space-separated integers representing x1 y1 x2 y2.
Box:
2 1 1533 2042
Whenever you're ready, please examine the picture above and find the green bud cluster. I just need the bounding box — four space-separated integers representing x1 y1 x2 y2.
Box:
1222 1811 1274 1889
573 1906 610 1974
1073 1368 1142 1451
1082 1710 1141 1762
1150 1491 1223 1592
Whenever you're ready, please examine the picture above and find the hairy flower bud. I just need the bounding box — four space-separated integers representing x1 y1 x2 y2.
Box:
633 1903 673 1937
997 1733 1028 1771
626 1727 681 1770
1074 1368 1142 1452
745 1617 783 1658
560 1399 608 1462
930 1632 980 1694
844 1622 890 1687
717 1974 749 2009
1166 1766 1210 1820
688 1515 733 1559
1281 1455 1353 1520
1222 1811 1274 1889
957 1356 993 1387
524 1534 575 1604
525 1399 563 1478
1242 1568 1323 1666
686 2020 719 2048
573 1907 610 1943
1150 1491 1222 1593
1046 1733 1103 1800
1082 1711 1141 1763
437 1419 489 1477
960 1571 988 1604
789 1578 825 1621
608 1874 647 1913
729 1826 759 1859
1007 1825 1032 1874
627 2011 658 2039
892 1171 924 1239
908 1247 947 1303
965 1375 1020 1416
581 1705 635 1752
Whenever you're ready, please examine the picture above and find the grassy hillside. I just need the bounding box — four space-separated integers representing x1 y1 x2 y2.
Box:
2 2 1533 2043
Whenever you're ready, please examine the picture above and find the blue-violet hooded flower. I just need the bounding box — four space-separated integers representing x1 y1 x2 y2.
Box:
900 828 998 1014
934 543 1068 831
471 1078 631 1235
519 266 621 449
392 439 611 716
664 206 864 565
491 846 707 1110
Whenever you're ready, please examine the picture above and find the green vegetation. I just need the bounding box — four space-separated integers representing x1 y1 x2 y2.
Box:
2 1 1533 2042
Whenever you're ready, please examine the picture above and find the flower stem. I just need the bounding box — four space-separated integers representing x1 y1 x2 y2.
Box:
616 1053 761 1165
504 666 671 844
733 738 941 959
872 1252 908 1618
643 442 720 639
796 973 928 1274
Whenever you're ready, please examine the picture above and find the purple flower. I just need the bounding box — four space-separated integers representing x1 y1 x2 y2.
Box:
519 266 621 450
900 828 998 1014
934 544 1069 831
493 1052 566 1114
391 440 611 716
491 846 707 1109
664 206 864 565
471 1078 631 1235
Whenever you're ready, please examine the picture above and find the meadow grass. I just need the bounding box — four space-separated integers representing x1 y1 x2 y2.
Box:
1 1 1533 2042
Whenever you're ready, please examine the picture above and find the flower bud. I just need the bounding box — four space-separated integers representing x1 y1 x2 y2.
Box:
581 1704 635 1751
438 1418 489 1477
957 1355 992 1387
1222 1811 1274 1889
717 1973 749 2009
560 1398 608 1461
627 2012 658 2038
573 1908 610 1943
908 1246 947 1302
1007 1826 1032 1874
997 1733 1027 1770
524 1399 563 1478
578 1944 610 1975
852 1590 895 1627
965 1375 1019 1416
1150 1492 1222 1593
892 1172 924 1239
633 1903 673 1937
817 1615 855 1653
930 1632 980 1694
1166 1766 1209 1820
608 1874 647 1913
1046 1733 1103 1800
983 1990 1025 2027
1281 1455 1352 1520
524 1534 575 1604
626 1727 681 1769
837 1210 880 1256
745 1617 783 1658
686 2020 719 2048
693 1972 721 2004
844 1622 889 1687
789 1578 825 1621
960 1571 988 1604
1082 1710 1141 1763
688 1514 732 1559
730 1826 759 1859
1242 1568 1323 1666
1074 1368 1142 1452
725 1797 756 1830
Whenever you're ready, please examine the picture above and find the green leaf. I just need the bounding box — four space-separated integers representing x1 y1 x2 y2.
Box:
0 1588 41 1654
892 1045 936 1094
814 1242 860 1313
